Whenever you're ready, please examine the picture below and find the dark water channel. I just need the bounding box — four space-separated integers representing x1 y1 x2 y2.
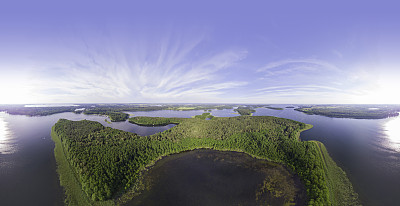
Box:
0 106 399 205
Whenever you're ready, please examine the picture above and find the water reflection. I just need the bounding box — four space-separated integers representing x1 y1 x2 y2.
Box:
0 112 15 154
383 115 400 152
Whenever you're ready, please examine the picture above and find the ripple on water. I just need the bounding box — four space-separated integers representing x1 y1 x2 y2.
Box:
0 112 16 154
383 115 400 152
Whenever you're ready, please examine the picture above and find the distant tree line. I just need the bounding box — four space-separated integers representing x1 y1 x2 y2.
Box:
1 106 76 116
295 105 400 119
83 110 129 122
128 116 182 126
0 104 270 118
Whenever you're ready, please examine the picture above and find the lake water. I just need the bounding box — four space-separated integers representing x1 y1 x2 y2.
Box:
0 112 175 206
126 108 240 118
0 107 399 205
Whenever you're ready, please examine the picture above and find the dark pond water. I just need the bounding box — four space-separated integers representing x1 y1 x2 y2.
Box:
128 149 305 206
0 106 399 205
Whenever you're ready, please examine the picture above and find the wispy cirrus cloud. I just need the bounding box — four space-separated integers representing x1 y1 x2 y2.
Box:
257 58 340 74
28 29 248 103
252 58 358 103
255 85 342 94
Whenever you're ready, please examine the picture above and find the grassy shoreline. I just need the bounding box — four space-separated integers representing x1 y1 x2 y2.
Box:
52 126 99 205
314 141 359 205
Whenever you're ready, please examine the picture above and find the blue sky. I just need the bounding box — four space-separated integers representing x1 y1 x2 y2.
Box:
1 0 399 104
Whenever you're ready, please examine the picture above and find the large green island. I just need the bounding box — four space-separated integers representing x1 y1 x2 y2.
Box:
295 104 400 119
51 116 359 205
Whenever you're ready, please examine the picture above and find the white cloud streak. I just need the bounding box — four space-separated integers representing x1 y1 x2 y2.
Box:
257 58 341 73
28 31 248 103
251 58 362 103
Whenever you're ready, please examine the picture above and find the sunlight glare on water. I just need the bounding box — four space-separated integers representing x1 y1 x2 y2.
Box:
0 112 15 154
383 114 400 152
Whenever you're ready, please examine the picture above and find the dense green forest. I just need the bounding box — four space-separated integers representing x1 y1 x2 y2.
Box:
128 113 213 126
234 107 256 115
295 105 400 119
128 116 182 126
52 116 359 205
193 112 214 120
83 110 129 122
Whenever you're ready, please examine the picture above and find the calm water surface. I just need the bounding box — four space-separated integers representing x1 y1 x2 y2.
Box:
126 108 240 118
128 149 305 206
0 112 175 206
0 107 399 205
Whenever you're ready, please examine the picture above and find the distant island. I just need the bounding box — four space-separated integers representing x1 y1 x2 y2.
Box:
265 106 284 110
52 115 359 205
3 103 398 121
128 116 181 126
234 106 256 115
295 104 400 119
0 104 250 122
